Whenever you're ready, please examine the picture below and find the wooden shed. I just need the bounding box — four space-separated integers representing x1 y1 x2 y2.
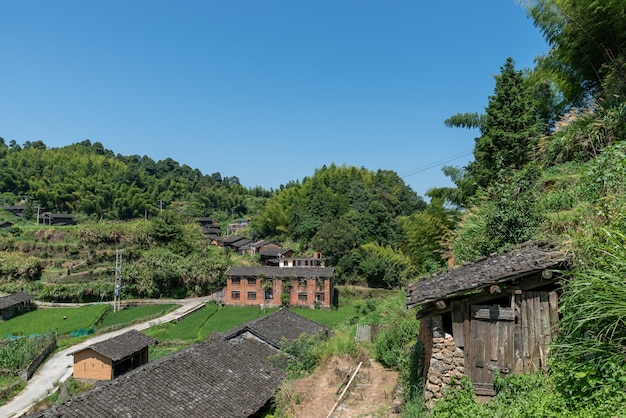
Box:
405 241 570 400
72 330 156 381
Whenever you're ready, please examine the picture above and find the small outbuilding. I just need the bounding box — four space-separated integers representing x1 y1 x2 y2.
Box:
405 240 571 400
71 330 156 381
0 292 35 321
224 307 330 348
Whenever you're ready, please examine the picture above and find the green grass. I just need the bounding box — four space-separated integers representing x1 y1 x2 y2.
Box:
98 304 176 329
144 303 360 346
146 305 279 343
147 304 220 342
198 305 278 338
0 375 25 406
0 304 110 338
289 304 359 329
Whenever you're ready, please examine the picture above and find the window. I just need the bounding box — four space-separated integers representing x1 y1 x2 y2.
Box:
265 290 273 299
247 278 257 285
231 291 240 300
231 278 240 285
298 293 308 302
298 278 307 287
315 292 325 302
247 291 257 300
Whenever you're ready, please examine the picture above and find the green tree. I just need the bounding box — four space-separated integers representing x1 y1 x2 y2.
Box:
468 58 542 189
526 0 626 104
399 198 451 273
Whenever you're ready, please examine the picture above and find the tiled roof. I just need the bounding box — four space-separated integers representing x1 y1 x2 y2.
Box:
224 307 329 348
27 335 286 418
231 238 252 248
74 330 156 362
223 235 246 244
406 241 571 309
226 265 334 278
250 239 272 248
259 247 292 257
0 292 32 310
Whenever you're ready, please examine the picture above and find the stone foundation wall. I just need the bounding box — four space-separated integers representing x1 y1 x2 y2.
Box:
423 316 465 405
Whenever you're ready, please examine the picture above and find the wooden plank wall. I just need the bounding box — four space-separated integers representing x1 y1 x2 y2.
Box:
516 290 558 373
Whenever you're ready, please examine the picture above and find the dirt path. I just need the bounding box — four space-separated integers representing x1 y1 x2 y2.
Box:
286 355 403 418
0 296 211 418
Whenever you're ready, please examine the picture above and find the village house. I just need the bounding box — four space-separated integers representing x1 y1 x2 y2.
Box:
238 239 281 256
227 219 250 235
71 330 156 381
272 251 326 267
223 265 334 309
258 247 294 265
197 217 221 241
224 307 330 348
0 292 35 321
405 240 571 402
27 309 328 418
38 212 75 226
220 235 247 249
230 237 253 253
1 205 26 217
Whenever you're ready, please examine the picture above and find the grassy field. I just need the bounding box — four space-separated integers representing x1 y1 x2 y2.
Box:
290 304 359 329
0 298 361 343
98 304 176 329
146 304 280 343
0 304 110 338
145 301 362 346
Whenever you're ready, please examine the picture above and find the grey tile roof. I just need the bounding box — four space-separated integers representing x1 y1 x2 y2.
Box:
224 307 329 348
250 240 273 248
406 241 571 309
259 247 292 257
73 330 156 362
231 238 252 248
0 292 32 310
223 235 246 244
226 266 334 278
27 334 287 418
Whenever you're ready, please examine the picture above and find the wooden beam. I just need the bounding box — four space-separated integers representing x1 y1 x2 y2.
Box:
451 300 464 348
489 285 501 294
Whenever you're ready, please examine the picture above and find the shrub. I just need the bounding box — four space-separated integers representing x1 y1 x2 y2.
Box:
549 230 626 416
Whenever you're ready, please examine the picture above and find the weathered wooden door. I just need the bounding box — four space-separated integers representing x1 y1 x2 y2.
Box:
467 305 515 396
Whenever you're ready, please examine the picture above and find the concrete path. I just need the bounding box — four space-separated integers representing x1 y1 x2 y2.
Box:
0 296 211 418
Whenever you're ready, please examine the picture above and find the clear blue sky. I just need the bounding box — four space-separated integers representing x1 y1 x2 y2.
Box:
1 1 548 197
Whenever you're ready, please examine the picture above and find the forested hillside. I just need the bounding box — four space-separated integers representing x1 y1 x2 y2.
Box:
0 139 270 222
1 137 446 300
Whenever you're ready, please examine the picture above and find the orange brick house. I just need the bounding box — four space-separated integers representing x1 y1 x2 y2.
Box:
72 330 156 381
223 265 334 308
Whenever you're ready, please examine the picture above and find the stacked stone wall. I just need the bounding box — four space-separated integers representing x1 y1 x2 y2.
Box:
423 316 465 405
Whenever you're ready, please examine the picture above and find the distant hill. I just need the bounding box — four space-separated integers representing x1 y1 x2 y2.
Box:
0 138 272 222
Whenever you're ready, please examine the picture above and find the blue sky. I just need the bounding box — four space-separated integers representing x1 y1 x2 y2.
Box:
1 1 548 197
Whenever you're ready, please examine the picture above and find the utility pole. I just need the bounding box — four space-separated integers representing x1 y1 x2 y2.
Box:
158 199 165 213
113 249 123 313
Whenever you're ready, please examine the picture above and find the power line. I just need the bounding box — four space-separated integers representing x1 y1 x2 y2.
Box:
400 150 473 179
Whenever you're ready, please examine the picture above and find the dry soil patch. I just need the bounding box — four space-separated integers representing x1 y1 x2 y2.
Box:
286 355 402 418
